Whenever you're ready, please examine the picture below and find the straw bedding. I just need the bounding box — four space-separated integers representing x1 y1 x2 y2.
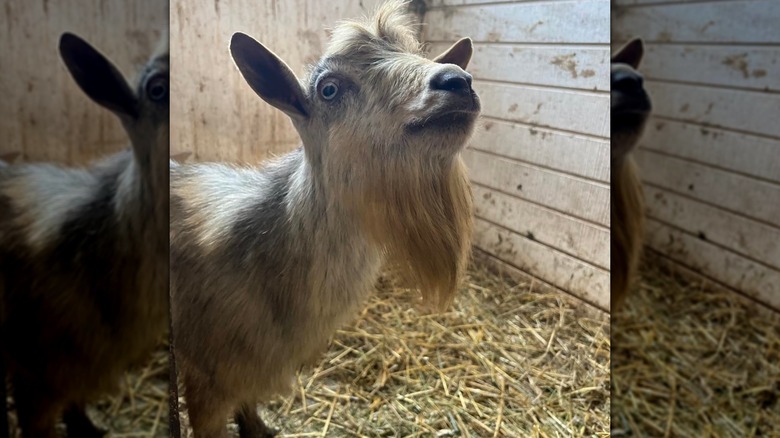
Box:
177 263 611 437
612 259 780 437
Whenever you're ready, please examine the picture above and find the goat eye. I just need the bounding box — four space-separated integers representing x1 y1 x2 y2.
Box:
146 74 168 102
320 80 339 100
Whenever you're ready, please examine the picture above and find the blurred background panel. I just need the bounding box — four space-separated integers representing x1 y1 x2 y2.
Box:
613 0 780 309
0 0 166 165
612 1 780 435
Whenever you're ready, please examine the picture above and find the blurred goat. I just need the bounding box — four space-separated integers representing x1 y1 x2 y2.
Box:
611 38 651 310
170 1 479 436
0 33 169 437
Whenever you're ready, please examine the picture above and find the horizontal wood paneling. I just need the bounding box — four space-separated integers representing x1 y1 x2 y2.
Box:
645 81 780 138
475 81 610 137
474 185 609 268
171 0 386 163
474 219 609 308
423 1 609 44
465 149 610 225
0 0 167 165
641 44 780 91
615 0 780 309
636 149 780 225
613 0 780 43
475 119 609 181
645 219 780 310
427 42 610 91
639 119 780 183
644 186 780 269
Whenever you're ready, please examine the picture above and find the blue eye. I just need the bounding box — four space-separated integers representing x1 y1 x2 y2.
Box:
320 80 339 100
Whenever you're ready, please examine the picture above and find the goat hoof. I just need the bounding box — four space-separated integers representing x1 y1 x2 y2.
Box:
63 406 107 438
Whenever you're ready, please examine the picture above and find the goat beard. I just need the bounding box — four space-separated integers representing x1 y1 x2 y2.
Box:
611 154 644 310
354 156 474 311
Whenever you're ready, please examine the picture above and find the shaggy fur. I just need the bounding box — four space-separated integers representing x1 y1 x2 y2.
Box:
170 1 479 436
0 33 169 437
611 38 651 310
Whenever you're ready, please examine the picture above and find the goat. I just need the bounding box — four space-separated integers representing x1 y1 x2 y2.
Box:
0 32 169 437
169 1 479 436
611 38 651 310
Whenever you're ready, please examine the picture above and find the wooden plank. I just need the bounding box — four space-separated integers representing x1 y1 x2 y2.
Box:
645 219 780 309
171 0 388 163
475 118 609 181
474 185 609 269
645 81 780 139
423 0 610 44
474 219 610 310
473 250 607 315
426 0 527 7
475 80 610 137
640 118 780 183
427 42 610 91
635 149 780 225
0 1 166 165
641 44 780 92
644 186 780 270
614 0 742 5
613 0 780 43
464 149 610 225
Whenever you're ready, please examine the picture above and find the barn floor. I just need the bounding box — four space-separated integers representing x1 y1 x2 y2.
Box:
176 263 611 437
5 345 169 438
612 261 780 437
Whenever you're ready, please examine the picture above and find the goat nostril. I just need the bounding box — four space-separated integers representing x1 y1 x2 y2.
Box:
432 70 472 93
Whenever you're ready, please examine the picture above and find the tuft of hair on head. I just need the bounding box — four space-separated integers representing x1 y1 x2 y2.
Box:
325 0 423 59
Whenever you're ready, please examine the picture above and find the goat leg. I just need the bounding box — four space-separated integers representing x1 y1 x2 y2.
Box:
235 403 278 438
63 404 106 438
10 375 59 438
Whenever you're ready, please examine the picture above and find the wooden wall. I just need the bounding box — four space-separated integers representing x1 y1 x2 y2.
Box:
0 0 167 165
170 0 390 163
613 0 780 310
425 0 611 310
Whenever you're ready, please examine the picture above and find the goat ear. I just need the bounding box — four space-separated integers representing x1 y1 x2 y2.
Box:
433 37 473 70
59 33 138 119
612 38 644 69
230 32 309 120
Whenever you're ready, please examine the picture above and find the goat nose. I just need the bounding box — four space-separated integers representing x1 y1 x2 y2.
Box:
431 69 473 94
612 70 644 93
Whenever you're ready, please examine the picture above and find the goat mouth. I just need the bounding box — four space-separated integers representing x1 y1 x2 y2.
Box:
405 109 479 133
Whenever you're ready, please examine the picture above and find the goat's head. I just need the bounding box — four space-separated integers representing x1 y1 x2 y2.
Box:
231 1 478 311
611 38 650 163
59 32 169 163
230 1 479 167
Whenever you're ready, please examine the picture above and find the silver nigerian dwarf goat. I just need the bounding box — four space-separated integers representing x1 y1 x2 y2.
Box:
0 33 169 438
170 2 479 436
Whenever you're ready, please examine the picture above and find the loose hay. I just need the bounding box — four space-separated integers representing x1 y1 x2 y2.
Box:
5 344 169 438
177 264 611 437
612 260 780 437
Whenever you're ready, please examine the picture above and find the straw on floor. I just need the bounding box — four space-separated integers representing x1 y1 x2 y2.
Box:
177 264 611 437
612 261 780 437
